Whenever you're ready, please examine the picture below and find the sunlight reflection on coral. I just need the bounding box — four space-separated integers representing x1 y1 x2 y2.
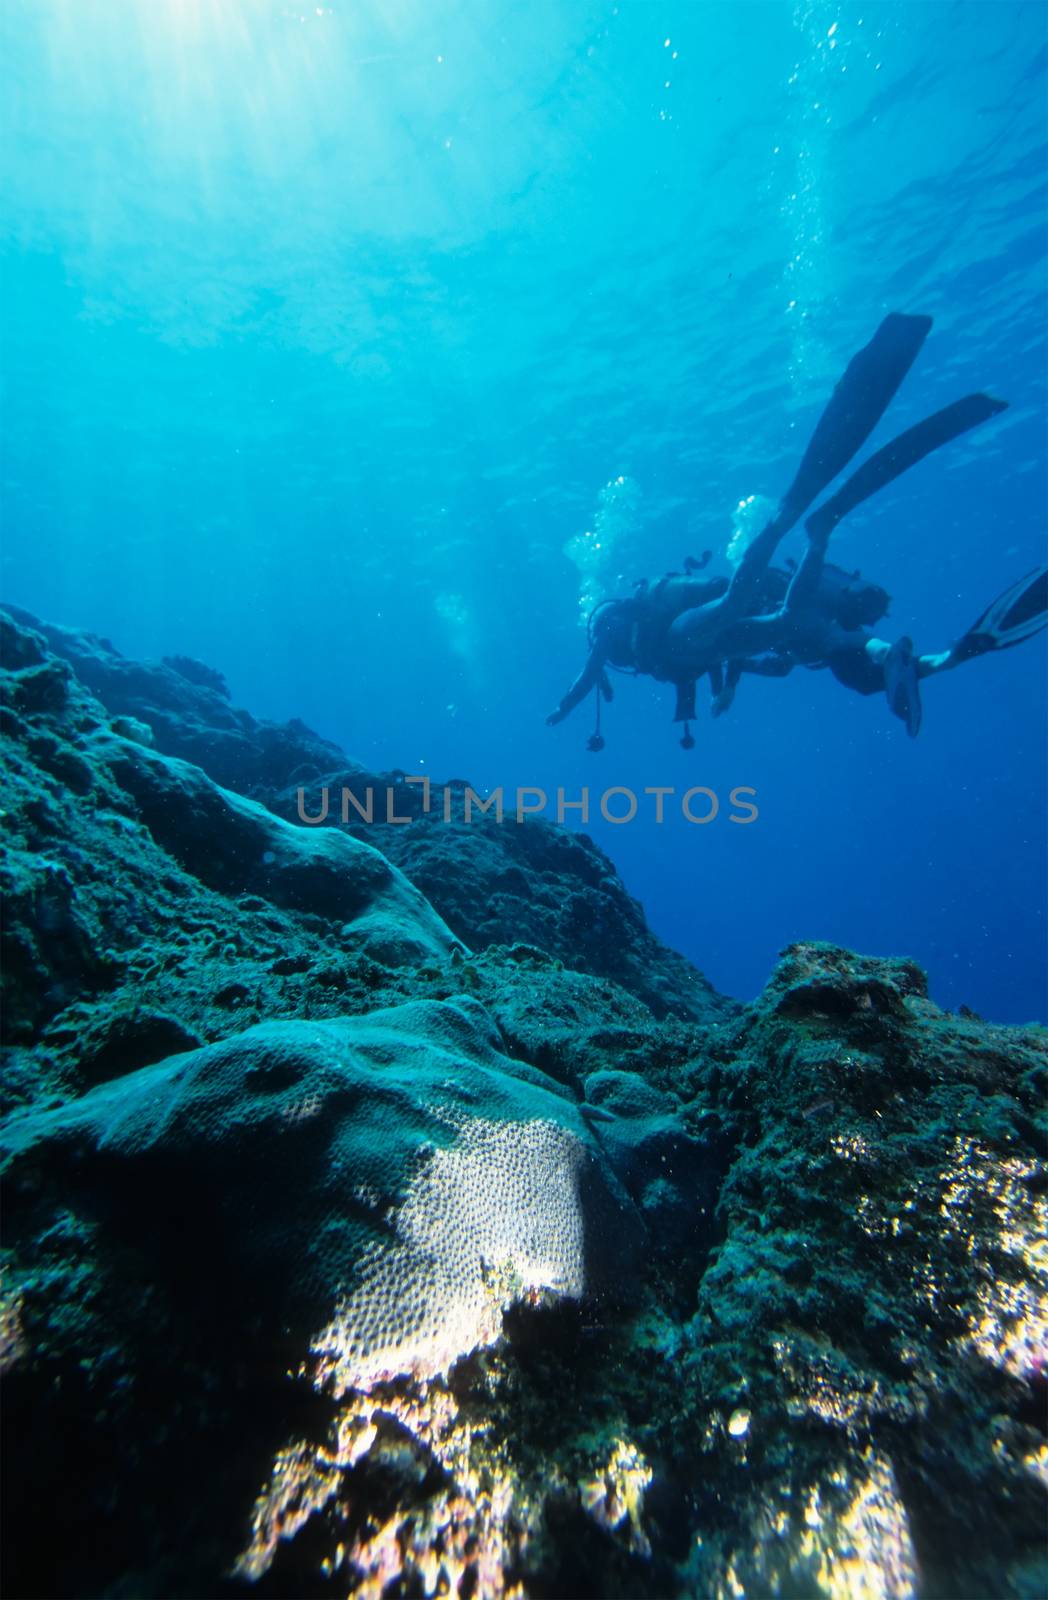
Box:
713 1452 916 1600
937 1139 1047 1380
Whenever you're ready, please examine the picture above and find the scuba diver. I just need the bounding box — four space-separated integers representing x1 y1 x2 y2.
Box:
546 312 1048 745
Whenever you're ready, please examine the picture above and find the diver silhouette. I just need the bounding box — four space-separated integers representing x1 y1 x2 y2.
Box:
547 314 1047 746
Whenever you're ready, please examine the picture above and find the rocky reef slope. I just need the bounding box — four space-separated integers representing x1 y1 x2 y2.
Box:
3 606 728 1026
1 608 1044 1600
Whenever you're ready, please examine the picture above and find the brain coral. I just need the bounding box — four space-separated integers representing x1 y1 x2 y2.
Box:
1 996 644 1390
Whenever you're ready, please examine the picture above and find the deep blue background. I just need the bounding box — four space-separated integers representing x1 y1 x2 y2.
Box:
2 0 1045 1019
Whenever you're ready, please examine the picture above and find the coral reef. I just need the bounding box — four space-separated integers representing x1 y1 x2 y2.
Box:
2 997 646 1394
5 605 730 1024
1 608 1045 1600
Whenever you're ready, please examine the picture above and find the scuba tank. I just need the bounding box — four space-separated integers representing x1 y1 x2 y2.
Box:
813 562 892 630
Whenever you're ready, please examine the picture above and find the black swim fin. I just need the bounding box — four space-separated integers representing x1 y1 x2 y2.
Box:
779 312 932 527
805 393 1008 542
728 314 933 604
884 636 922 737
950 566 1048 663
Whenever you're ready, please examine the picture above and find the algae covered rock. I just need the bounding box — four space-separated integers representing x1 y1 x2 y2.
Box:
5 605 733 1023
95 729 454 960
2 995 644 1388
582 1069 718 1251
0 995 655 1595
669 942 1048 1600
2 603 354 794
2 605 1046 1600
354 798 735 1024
0 609 466 1104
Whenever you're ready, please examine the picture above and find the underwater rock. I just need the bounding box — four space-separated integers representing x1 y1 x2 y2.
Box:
161 652 232 698
2 604 358 795
4 606 732 1024
673 941 1047 1600
463 946 677 1087
350 795 733 1024
0 611 461 1101
581 1068 718 1252
73 1005 204 1086
95 730 452 955
1 607 1045 1600
767 938 929 1021
1 995 645 1386
0 996 648 1596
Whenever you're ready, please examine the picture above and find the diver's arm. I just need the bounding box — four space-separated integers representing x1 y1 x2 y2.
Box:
712 653 800 714
710 659 740 719
709 656 800 718
546 647 606 725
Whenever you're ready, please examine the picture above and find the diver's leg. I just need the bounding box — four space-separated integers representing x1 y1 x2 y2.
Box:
898 644 963 680
775 394 1010 636
842 634 923 733
783 395 1010 631
735 655 796 677
826 633 920 733
883 637 922 736
727 314 934 614
670 608 785 661
678 315 935 651
782 528 830 615
826 640 887 696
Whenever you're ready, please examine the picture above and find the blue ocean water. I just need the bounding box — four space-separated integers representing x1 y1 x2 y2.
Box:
2 0 1045 1022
